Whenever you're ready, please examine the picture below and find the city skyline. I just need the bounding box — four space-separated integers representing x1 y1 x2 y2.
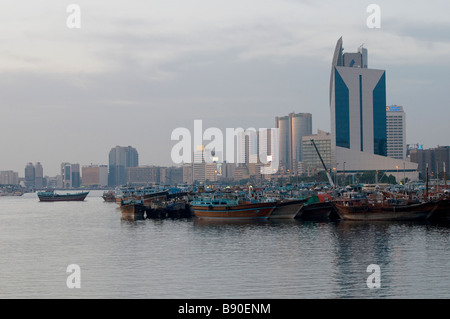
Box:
1 1 450 176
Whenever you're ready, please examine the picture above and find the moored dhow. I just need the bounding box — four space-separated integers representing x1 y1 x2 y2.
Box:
269 198 308 219
190 195 277 220
37 190 89 202
333 196 440 221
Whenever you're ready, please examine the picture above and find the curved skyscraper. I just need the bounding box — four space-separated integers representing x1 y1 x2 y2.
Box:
329 37 418 181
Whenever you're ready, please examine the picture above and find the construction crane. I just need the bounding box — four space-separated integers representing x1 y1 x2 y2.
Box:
310 139 335 189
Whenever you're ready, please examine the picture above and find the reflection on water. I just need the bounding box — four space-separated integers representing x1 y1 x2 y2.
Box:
0 191 449 298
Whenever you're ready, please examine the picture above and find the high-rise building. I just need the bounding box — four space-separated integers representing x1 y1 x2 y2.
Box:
330 38 386 156
108 145 139 187
329 37 418 181
34 162 44 189
61 163 81 188
386 105 407 160
24 163 35 189
275 113 312 173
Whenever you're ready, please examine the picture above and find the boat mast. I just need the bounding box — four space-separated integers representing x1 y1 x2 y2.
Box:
425 163 429 200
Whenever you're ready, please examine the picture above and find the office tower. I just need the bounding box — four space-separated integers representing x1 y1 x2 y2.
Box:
192 145 206 183
61 163 81 188
61 163 72 188
108 145 139 187
330 37 386 156
329 37 418 181
34 162 44 189
386 105 407 160
82 165 108 187
24 163 35 188
275 113 312 173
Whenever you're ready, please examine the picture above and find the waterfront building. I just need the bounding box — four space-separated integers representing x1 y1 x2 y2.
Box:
386 105 407 160
329 37 418 181
0 171 19 185
182 163 193 184
410 145 450 180
302 130 332 176
34 162 44 189
160 166 183 185
81 165 108 187
127 166 160 186
24 163 35 189
275 113 312 173
108 145 139 187
61 163 81 188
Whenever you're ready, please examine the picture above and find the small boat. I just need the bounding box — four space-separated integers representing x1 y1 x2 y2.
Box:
102 190 116 202
269 198 308 219
191 195 276 220
37 190 89 202
333 195 440 221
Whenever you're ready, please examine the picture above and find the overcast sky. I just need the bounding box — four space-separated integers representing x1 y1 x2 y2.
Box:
1 0 449 176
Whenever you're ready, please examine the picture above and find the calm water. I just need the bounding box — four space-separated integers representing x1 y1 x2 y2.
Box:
0 190 449 299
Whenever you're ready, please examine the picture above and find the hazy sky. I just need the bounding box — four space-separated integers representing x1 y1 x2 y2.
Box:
1 0 449 176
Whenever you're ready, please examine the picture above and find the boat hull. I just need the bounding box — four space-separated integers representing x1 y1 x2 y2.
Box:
334 201 439 221
299 201 338 220
429 199 450 221
270 199 306 219
38 192 89 202
192 202 276 220
120 202 146 220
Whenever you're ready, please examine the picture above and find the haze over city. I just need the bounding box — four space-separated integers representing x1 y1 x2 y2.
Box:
1 0 449 176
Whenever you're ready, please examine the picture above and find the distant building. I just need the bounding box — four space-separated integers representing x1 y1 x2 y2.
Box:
160 166 183 185
24 163 35 189
275 113 312 173
182 163 193 184
127 166 160 186
82 165 108 187
61 163 81 188
410 146 450 180
34 162 44 189
108 145 139 187
0 171 19 185
386 105 407 160
302 130 332 176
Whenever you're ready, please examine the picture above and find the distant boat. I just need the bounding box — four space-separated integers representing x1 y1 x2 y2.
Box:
102 190 116 202
37 190 89 202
